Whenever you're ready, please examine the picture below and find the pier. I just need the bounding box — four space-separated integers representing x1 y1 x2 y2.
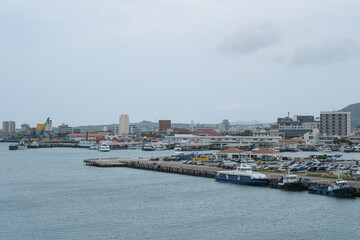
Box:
83 157 360 193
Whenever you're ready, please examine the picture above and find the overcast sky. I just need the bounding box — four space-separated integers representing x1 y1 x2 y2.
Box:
1 0 360 127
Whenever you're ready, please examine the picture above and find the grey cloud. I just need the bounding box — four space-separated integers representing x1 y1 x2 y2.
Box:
289 39 360 65
218 24 280 55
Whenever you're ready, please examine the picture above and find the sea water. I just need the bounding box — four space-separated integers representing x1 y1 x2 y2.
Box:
1 143 360 240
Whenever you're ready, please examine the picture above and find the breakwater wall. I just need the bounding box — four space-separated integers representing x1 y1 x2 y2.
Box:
84 158 217 178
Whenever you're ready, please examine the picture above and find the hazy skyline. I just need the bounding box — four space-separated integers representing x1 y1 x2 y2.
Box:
1 0 360 127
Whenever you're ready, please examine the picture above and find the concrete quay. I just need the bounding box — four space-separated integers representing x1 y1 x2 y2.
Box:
83 158 360 190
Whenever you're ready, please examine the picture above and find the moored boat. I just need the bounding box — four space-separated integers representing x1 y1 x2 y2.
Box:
269 170 307 191
98 143 110 152
308 179 356 198
215 164 270 186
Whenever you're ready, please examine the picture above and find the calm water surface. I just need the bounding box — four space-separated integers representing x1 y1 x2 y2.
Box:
1 143 360 240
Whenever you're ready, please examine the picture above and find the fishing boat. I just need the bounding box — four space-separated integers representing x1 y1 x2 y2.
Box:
269 169 307 191
215 164 270 186
308 172 356 198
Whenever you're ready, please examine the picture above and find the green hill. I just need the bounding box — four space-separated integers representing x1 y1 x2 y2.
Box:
340 102 360 127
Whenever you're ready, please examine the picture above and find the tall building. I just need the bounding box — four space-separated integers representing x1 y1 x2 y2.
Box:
320 111 351 136
2 121 16 134
277 115 318 139
21 123 31 135
219 119 230 132
119 114 129 135
159 120 171 132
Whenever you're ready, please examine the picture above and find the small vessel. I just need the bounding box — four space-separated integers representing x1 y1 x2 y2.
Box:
89 144 98 150
269 169 307 191
352 167 360 180
215 164 270 186
77 140 93 148
308 172 356 198
340 146 352 153
17 141 27 150
98 143 110 152
28 141 40 148
174 145 182 151
143 144 156 151
324 147 332 153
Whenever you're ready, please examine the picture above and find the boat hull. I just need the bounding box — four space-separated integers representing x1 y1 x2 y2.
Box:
308 186 355 198
269 181 307 191
215 176 270 186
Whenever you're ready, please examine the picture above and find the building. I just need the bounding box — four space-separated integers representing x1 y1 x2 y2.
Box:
277 115 318 139
303 128 320 145
119 114 129 135
219 119 230 132
67 133 111 142
159 120 171 132
2 121 16 134
129 124 138 134
111 126 119 134
21 123 31 135
58 123 73 135
320 111 351 136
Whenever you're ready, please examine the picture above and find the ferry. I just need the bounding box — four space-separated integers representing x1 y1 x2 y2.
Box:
308 179 356 198
215 164 270 186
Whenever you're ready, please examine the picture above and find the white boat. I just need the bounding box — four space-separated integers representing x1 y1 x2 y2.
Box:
174 145 182 151
340 146 352 153
98 143 110 152
215 164 270 186
29 141 39 148
17 141 27 150
352 167 360 180
353 145 360 152
89 144 98 150
78 140 93 148
324 147 332 153
143 144 156 151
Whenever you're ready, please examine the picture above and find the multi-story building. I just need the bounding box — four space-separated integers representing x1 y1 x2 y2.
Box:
277 115 318 139
119 114 129 135
219 119 230 132
129 124 138 135
21 123 31 135
111 126 119 134
2 121 16 134
159 120 171 132
58 124 73 135
320 111 351 136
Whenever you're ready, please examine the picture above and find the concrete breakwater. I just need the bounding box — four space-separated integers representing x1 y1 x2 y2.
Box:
84 158 218 178
83 158 360 189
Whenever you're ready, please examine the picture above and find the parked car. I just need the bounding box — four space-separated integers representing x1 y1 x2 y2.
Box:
222 161 237 169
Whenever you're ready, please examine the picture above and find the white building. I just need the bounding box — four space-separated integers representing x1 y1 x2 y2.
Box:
130 124 137 134
2 121 16 134
119 114 129 135
320 111 351 136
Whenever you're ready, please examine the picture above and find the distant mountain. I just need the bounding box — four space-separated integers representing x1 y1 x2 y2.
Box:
340 102 360 127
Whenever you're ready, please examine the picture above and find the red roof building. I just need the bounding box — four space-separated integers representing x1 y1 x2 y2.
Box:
192 129 222 136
